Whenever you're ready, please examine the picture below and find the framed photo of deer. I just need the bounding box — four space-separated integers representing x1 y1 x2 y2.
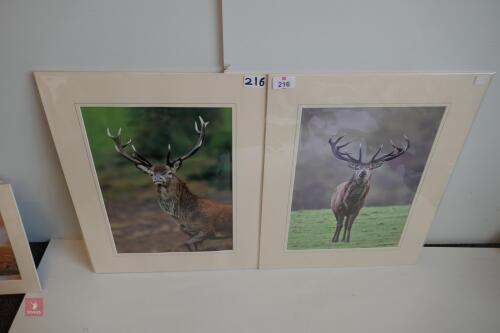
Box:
86 108 232 254
35 72 265 272
0 181 41 294
259 73 492 269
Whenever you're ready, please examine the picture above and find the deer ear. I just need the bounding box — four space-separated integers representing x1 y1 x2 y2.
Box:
348 163 358 169
370 162 383 169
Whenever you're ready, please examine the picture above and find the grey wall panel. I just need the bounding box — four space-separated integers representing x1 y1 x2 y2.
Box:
223 0 499 243
0 0 222 240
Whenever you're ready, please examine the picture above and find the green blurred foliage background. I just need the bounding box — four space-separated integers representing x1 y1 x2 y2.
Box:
81 106 232 201
80 107 233 253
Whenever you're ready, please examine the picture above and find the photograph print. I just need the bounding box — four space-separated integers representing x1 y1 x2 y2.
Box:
81 106 233 253
0 213 20 280
287 106 445 250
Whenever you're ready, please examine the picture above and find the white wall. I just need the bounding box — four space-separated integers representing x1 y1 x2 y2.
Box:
1 0 498 243
0 0 222 240
223 0 500 243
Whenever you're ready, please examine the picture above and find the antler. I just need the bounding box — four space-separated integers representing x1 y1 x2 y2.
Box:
166 116 209 169
370 135 410 164
328 136 362 165
107 128 152 171
330 135 410 168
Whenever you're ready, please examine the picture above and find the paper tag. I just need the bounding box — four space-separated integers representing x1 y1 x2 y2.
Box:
243 75 266 88
474 75 490 86
272 76 296 89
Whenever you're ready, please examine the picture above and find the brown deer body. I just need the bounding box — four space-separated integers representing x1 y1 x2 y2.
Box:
107 116 232 251
330 174 371 243
329 136 410 243
155 169 232 250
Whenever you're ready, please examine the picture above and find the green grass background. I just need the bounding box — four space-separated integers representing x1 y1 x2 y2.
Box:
287 205 410 249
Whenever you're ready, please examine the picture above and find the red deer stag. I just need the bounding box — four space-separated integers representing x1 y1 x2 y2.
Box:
107 116 232 251
329 136 410 243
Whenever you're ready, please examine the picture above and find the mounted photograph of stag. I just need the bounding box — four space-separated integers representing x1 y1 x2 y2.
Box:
287 106 445 250
329 135 409 243
80 106 233 253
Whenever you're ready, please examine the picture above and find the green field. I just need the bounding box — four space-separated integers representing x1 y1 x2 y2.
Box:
287 205 410 250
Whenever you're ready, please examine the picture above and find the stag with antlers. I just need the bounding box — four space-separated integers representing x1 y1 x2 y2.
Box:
107 116 232 251
329 135 410 243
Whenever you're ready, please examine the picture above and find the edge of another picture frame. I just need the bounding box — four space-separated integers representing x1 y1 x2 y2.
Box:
0 180 41 294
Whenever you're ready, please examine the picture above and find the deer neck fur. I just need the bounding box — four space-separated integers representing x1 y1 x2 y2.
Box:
343 174 371 204
156 176 198 221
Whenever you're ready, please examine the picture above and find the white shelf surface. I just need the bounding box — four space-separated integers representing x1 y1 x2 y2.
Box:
11 240 500 332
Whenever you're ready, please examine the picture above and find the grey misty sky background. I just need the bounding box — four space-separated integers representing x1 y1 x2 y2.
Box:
291 106 445 210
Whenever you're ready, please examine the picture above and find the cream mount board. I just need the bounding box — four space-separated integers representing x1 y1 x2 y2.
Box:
259 73 492 269
35 72 266 273
0 182 41 294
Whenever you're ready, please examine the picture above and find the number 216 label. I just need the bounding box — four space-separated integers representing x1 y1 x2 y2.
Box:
243 75 266 88
272 76 296 89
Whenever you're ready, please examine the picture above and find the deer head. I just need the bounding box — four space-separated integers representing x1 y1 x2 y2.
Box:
107 116 209 186
328 135 410 184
